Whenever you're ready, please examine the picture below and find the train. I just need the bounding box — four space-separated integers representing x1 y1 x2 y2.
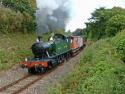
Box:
21 33 86 74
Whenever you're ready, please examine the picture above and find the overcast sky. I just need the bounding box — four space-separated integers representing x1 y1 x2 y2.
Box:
66 0 125 32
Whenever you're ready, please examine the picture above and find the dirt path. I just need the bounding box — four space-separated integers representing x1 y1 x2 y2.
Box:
0 51 83 94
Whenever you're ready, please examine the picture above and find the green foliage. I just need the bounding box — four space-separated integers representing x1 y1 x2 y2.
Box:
72 29 83 36
85 7 125 40
106 14 125 36
0 8 23 33
0 0 36 33
49 31 125 94
112 31 125 62
0 7 35 33
2 0 36 16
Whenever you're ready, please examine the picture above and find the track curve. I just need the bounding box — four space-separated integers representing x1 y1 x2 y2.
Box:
0 65 59 94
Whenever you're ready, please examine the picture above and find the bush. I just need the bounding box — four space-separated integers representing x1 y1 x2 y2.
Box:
0 0 36 33
0 7 35 33
2 0 36 16
112 31 125 62
106 14 125 37
85 7 125 40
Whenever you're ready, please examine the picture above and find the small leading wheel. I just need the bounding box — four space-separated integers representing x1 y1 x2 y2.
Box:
28 68 36 74
35 66 46 74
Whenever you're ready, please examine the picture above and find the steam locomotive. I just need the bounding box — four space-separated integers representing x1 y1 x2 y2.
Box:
21 33 85 74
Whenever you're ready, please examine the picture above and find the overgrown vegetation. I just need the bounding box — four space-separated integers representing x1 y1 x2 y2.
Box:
112 31 125 62
0 0 36 33
2 0 36 16
49 30 125 94
85 7 125 40
0 1 36 70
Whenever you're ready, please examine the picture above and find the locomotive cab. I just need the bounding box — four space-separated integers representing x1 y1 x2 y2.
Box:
51 34 71 55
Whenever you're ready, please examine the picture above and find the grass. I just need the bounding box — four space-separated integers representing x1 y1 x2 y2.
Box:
0 32 36 71
48 31 125 94
0 31 66 71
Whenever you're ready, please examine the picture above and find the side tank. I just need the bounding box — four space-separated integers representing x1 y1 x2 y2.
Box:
31 42 54 58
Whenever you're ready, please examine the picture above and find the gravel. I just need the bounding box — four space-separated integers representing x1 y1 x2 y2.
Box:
0 65 28 88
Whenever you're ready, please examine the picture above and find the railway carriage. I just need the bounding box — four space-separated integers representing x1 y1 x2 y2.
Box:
77 36 84 48
70 36 84 54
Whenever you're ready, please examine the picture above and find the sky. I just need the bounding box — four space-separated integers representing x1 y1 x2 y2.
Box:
66 0 125 32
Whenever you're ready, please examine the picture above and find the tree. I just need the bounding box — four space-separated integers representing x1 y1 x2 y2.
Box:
85 7 125 40
73 29 83 36
106 14 125 37
2 0 35 16
0 0 36 33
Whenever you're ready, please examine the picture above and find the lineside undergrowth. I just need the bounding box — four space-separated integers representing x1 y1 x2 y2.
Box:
49 31 125 94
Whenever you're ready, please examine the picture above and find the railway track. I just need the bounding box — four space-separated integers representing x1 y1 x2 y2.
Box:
0 50 82 94
0 65 60 94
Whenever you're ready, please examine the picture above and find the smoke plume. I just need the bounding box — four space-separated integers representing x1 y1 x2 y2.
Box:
36 0 71 36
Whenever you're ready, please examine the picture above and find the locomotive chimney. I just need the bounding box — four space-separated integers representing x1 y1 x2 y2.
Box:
36 36 42 42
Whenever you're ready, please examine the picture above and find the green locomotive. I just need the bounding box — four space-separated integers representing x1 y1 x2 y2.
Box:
22 34 71 73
